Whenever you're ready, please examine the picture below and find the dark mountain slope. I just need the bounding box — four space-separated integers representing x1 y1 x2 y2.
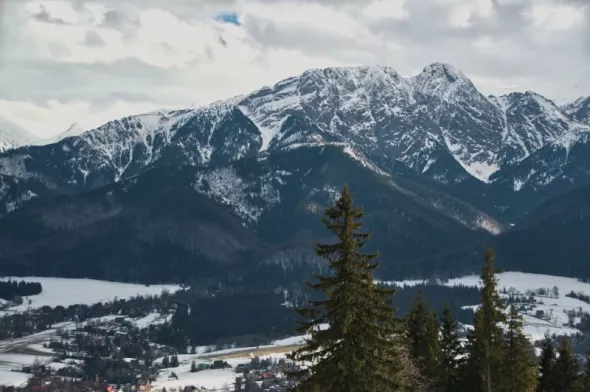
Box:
411 184 590 279
0 145 493 284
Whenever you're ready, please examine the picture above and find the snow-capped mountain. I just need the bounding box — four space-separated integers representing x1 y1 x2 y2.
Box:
490 123 590 215
0 128 35 152
0 63 582 191
564 96 590 125
1 62 590 284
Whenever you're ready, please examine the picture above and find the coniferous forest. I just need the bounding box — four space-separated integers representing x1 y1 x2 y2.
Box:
0 279 42 301
287 185 588 392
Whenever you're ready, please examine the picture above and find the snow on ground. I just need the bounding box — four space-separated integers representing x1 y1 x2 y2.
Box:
152 356 248 390
271 323 329 347
447 272 590 340
26 343 54 355
0 277 181 314
0 353 50 387
375 278 428 287
384 272 590 341
0 329 58 354
132 312 172 329
522 314 578 342
0 351 69 387
0 369 29 387
152 354 287 391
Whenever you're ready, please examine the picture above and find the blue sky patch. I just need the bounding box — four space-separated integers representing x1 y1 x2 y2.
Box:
215 12 241 26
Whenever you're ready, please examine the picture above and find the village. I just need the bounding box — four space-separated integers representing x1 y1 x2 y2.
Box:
4 274 590 391
0 307 303 392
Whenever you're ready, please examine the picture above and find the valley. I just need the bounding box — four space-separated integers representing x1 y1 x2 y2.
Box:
1 271 590 389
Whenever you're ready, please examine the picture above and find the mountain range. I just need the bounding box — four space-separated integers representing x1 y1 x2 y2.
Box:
1 63 589 285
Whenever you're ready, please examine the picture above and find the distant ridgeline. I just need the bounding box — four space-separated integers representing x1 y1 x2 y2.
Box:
0 279 42 301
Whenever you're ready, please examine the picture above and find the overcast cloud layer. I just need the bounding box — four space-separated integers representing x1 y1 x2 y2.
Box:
0 0 588 138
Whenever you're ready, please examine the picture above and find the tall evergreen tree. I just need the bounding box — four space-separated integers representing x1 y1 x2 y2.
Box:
407 292 429 364
538 334 556 392
288 185 407 392
425 310 442 385
580 351 590 392
406 293 440 389
553 337 579 392
500 304 537 392
463 248 506 392
439 304 464 392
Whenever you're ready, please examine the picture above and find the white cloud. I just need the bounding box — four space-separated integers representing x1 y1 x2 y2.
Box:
526 3 585 32
361 0 410 20
0 99 162 138
447 0 494 28
0 0 588 138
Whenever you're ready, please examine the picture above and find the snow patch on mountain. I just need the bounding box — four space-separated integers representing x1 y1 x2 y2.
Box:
475 216 502 235
563 96 590 125
442 132 498 182
193 166 284 224
343 146 391 178
0 155 31 179
551 124 590 154
5 190 37 214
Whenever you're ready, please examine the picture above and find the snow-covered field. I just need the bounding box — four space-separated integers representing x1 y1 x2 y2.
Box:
0 351 58 387
447 272 590 341
0 277 181 314
152 355 287 391
383 272 590 341
399 272 590 341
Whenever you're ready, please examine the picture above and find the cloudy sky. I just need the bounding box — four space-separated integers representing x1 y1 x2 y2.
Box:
0 0 588 138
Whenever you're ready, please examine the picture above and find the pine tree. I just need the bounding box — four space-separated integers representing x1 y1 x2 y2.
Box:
580 351 590 392
288 185 408 392
499 304 537 392
439 304 464 392
463 248 506 392
162 355 170 368
406 293 440 389
407 291 429 364
190 359 197 373
553 336 579 392
538 334 556 392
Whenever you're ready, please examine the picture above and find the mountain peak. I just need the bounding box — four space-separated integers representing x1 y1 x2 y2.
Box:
420 62 464 82
563 96 590 125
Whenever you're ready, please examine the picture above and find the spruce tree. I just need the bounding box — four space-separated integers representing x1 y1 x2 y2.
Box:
553 336 579 392
500 304 537 392
464 248 506 392
190 359 197 373
406 291 429 365
580 351 590 392
538 334 556 392
425 310 442 386
288 185 406 392
406 293 440 388
439 304 464 392
171 354 179 367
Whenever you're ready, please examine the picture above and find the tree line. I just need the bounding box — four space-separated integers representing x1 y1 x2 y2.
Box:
288 185 588 392
0 279 42 301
